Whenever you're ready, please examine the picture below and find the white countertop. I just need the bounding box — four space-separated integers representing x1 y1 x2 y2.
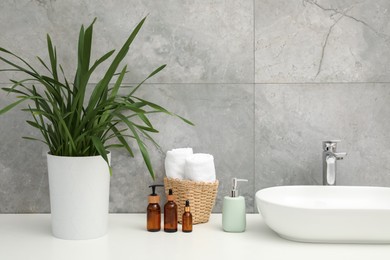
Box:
1 213 389 260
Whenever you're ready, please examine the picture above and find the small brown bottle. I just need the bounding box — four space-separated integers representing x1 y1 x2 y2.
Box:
182 200 193 233
164 189 178 232
147 184 164 232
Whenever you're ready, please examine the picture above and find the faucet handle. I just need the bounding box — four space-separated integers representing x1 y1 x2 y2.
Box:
322 140 341 152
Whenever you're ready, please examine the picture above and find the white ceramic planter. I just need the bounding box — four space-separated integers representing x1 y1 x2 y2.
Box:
47 153 111 240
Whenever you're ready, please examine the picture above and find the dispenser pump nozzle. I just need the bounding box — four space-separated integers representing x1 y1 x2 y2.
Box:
148 184 164 196
231 178 248 197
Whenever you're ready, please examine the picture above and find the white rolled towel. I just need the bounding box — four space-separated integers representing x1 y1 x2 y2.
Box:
184 153 216 182
164 148 193 179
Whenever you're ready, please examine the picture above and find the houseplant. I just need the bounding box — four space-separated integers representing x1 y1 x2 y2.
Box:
0 17 192 239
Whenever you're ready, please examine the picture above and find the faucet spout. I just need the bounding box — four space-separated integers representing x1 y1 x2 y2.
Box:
322 141 347 186
326 155 336 185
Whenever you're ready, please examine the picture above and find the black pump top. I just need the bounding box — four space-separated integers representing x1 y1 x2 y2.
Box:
148 184 164 196
185 200 190 207
168 188 173 195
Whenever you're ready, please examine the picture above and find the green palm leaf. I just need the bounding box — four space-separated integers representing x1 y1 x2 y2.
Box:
0 17 193 179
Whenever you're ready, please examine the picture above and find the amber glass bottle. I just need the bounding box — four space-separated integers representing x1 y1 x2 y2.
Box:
164 189 178 232
182 200 193 233
147 184 164 232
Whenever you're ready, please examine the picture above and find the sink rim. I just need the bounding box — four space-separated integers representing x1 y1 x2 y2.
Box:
256 185 390 211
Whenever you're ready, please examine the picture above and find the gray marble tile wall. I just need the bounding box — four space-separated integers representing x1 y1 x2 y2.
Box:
0 0 389 213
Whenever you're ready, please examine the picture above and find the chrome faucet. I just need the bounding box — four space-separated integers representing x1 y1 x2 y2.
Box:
323 140 347 185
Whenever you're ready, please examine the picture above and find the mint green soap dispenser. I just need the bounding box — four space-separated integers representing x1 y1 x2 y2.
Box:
222 178 248 232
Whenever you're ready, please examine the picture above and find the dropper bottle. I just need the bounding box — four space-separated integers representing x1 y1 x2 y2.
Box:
182 200 193 233
147 184 164 232
164 189 178 232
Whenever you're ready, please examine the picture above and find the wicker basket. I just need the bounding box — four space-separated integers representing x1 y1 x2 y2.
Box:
164 177 219 224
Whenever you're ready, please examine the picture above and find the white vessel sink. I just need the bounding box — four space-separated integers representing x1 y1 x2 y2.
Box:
255 185 390 243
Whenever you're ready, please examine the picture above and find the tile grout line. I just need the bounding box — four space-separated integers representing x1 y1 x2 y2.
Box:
253 0 256 214
1 82 390 85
